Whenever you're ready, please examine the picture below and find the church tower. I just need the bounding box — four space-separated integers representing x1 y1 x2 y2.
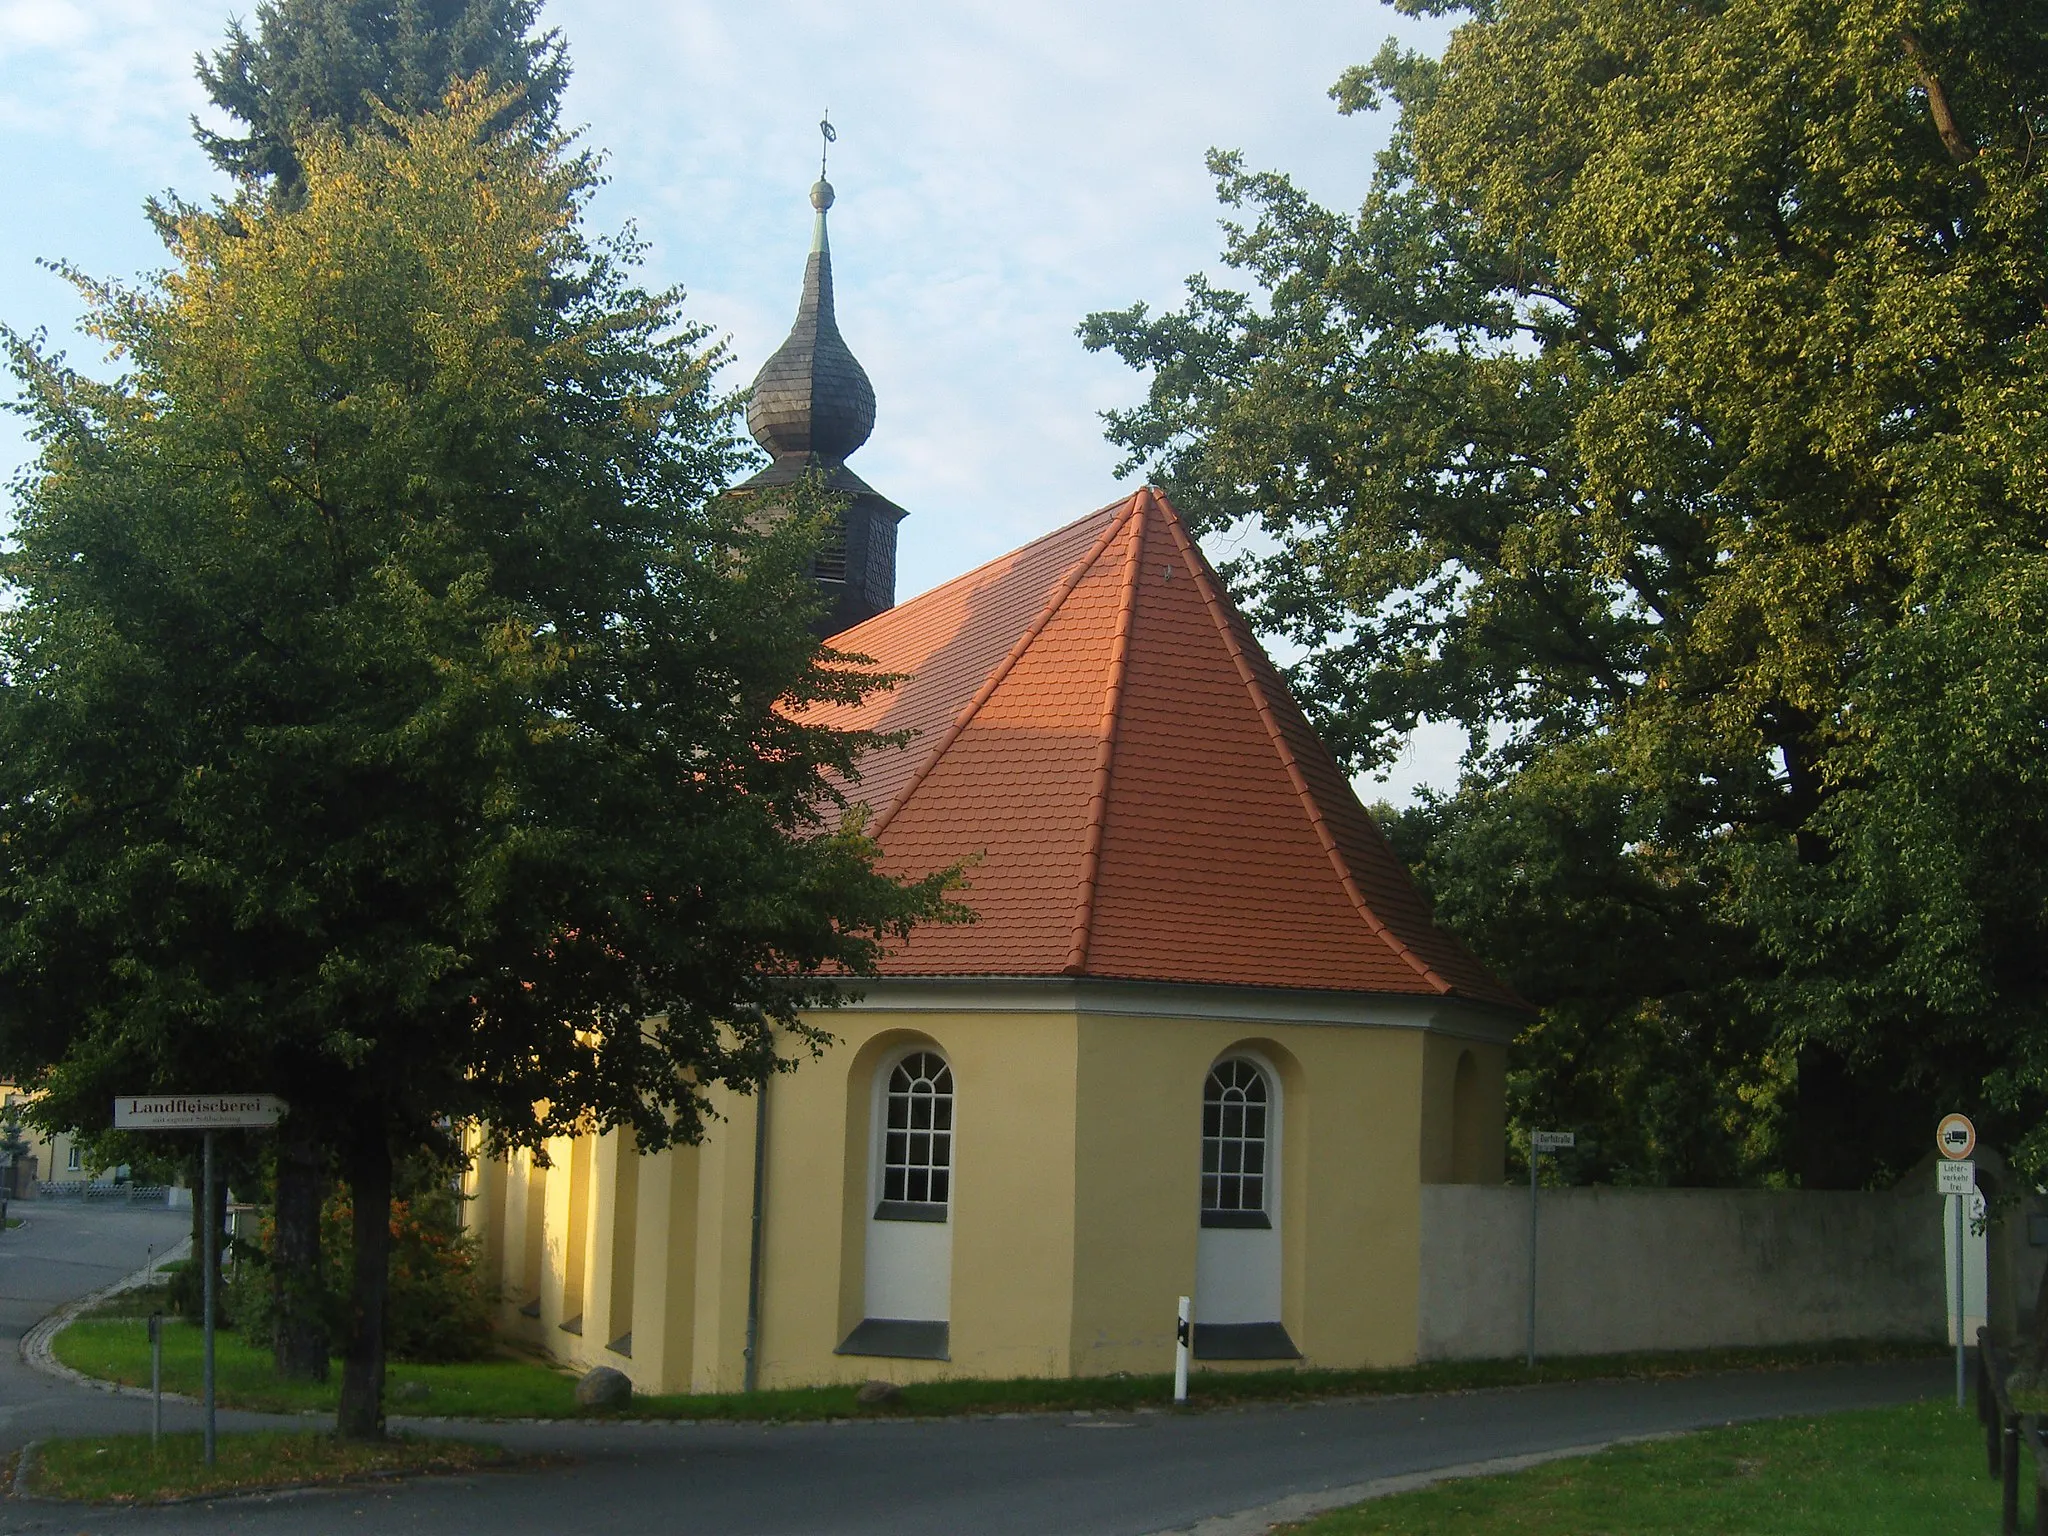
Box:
729 168 905 635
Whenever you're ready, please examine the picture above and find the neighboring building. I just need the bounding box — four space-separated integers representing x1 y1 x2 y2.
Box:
467 175 1526 1392
0 1083 118 1193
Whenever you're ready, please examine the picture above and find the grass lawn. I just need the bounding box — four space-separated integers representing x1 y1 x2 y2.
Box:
54 1313 579 1418
1279 1400 1996 1535
55 1284 1945 1422
26 1430 522 1504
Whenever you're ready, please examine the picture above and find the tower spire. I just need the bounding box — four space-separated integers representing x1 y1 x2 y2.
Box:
731 128 905 635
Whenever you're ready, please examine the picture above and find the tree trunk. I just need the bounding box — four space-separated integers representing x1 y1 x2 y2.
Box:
185 1150 230 1323
335 1128 392 1442
271 1115 329 1382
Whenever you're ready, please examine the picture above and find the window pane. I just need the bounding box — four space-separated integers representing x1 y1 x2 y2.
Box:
879 1051 954 1212
1201 1059 1272 1219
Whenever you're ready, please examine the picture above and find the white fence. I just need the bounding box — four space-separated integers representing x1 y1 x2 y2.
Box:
1419 1184 1947 1360
34 1181 175 1205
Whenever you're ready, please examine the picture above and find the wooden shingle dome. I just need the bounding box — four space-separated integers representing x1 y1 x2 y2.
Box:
731 176 905 635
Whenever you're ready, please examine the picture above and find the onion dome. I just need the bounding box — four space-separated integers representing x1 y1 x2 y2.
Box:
745 178 877 462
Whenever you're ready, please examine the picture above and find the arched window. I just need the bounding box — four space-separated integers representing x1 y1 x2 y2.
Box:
879 1050 953 1215
1201 1058 1271 1228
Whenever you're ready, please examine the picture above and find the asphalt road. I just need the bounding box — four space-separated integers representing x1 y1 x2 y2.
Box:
0 1204 1948 1535
0 1198 204 1452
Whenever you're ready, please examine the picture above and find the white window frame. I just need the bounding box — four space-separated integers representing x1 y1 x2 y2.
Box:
1201 1053 1281 1229
66 1142 82 1172
869 1045 954 1223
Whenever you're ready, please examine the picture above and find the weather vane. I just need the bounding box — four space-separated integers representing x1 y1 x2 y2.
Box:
820 111 837 179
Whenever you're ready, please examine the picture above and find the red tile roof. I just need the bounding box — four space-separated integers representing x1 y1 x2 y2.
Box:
810 489 1524 1008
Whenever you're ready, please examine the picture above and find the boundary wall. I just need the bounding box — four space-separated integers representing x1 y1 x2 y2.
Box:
1419 1184 1946 1360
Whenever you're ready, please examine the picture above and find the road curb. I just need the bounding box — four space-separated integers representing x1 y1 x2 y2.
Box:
10 1440 38 1500
1152 1431 1686 1535
19 1236 194 1398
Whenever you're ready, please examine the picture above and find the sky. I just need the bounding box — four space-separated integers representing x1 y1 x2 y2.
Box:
0 0 1465 801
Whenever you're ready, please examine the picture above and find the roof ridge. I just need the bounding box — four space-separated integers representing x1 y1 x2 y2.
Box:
866 494 1143 840
829 494 1136 650
1062 490 1150 975
1153 493 1454 996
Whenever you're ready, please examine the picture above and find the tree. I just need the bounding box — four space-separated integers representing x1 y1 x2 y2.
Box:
1084 0 2048 1188
195 0 568 195
0 85 954 1439
181 0 567 1383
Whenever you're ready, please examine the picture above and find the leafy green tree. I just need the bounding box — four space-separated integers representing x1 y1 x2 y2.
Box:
196 0 568 193
1085 0 2048 1188
0 86 953 1438
182 0 567 1384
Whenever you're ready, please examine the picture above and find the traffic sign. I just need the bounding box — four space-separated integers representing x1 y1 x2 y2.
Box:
1938 1160 1976 1196
1531 1131 1575 1152
1937 1113 1976 1161
113 1095 284 1130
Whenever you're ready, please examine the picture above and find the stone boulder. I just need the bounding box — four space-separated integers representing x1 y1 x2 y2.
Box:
576 1365 633 1410
854 1379 903 1407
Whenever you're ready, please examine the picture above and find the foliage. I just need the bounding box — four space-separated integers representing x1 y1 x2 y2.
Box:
1283 1401 1993 1535
1085 0 2048 1185
231 1185 495 1362
195 0 569 195
0 79 954 1176
0 83 957 1434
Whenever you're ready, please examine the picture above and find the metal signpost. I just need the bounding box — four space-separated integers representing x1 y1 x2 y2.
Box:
1936 1113 1977 1411
1527 1130 1575 1367
113 1095 284 1464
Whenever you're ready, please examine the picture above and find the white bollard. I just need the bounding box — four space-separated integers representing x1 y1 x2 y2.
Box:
1174 1296 1191 1404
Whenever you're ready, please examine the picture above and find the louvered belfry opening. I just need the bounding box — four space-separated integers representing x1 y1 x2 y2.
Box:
727 174 905 636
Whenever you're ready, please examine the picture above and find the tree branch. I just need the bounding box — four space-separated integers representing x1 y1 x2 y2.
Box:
1900 31 1976 164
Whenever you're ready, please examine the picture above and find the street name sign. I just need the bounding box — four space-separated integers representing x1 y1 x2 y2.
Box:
113 1095 284 1130
1531 1131 1576 1152
1937 1113 1976 1160
1938 1160 1976 1196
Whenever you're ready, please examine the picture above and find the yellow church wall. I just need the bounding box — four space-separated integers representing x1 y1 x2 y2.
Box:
1418 1033 1508 1186
686 1083 760 1393
745 1011 1082 1389
622 1141 701 1392
466 987 1515 1393
1065 1015 1436 1374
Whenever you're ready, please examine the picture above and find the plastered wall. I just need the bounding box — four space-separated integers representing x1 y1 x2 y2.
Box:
469 997 1512 1392
1418 1184 1946 1359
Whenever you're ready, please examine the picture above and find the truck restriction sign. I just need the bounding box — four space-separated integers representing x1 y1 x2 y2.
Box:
1937 1114 1976 1161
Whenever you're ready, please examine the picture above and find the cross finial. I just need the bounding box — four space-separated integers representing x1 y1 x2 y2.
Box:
819 111 836 179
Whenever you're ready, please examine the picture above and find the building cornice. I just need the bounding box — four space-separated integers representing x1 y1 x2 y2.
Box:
814 975 1522 1046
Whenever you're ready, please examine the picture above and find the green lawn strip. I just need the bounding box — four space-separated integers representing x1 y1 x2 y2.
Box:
1276 1401 1994 1536
618 1338 1942 1422
54 1291 1943 1423
29 1430 521 1505
53 1315 578 1418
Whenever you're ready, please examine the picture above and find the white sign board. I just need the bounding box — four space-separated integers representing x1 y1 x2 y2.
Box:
1531 1131 1576 1152
1937 1160 1976 1196
113 1095 285 1130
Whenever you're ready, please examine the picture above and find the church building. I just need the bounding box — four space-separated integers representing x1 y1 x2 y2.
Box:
467 172 1527 1393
